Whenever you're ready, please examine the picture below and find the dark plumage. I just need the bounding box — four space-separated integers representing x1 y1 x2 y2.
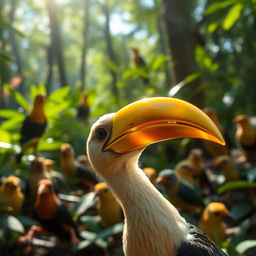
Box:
16 94 47 162
77 92 90 121
177 224 227 256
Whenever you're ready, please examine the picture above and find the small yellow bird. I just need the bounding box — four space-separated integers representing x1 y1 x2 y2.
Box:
94 182 123 227
143 167 157 184
213 155 240 182
199 202 230 243
0 176 25 215
187 148 204 176
29 157 51 203
234 114 256 161
175 161 197 186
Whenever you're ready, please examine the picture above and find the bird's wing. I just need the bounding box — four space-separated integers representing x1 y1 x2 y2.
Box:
20 116 47 144
76 165 99 184
177 224 227 256
177 182 205 207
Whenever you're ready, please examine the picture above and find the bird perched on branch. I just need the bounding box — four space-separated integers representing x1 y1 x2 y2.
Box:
16 94 47 163
19 179 81 245
0 176 24 215
60 143 98 190
234 114 256 161
130 47 149 84
199 202 230 243
202 108 231 157
77 92 90 122
87 97 226 256
94 182 123 227
156 169 205 212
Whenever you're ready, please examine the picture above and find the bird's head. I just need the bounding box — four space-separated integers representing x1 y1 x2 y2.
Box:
30 157 46 173
33 94 46 106
60 143 74 159
44 159 55 173
37 179 54 196
3 176 21 192
201 202 230 223
87 97 225 179
156 169 178 189
175 161 197 176
233 114 249 127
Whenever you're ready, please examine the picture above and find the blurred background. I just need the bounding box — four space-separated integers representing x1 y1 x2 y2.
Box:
0 0 256 255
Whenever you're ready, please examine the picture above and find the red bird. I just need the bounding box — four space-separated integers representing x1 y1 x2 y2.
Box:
19 179 81 245
16 94 47 162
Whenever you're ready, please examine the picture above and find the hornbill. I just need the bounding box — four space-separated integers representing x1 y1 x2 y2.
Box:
19 179 81 245
94 182 123 227
86 97 227 256
199 202 230 243
233 114 256 161
0 176 24 215
16 94 47 163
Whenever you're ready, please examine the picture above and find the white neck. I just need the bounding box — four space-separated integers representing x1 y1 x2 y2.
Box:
101 154 187 256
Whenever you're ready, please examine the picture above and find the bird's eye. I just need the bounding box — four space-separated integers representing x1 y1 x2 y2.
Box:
95 127 107 141
213 211 220 216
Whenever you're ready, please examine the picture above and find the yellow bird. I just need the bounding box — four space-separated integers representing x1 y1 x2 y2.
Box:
143 167 157 184
94 182 123 227
199 202 230 243
0 176 25 215
87 97 226 256
175 161 197 186
213 155 240 182
187 148 204 176
29 157 51 203
234 114 256 161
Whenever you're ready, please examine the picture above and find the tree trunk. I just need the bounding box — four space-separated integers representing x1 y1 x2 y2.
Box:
45 45 53 94
9 0 24 95
101 0 119 99
162 0 203 106
80 0 91 91
154 0 172 89
46 0 68 87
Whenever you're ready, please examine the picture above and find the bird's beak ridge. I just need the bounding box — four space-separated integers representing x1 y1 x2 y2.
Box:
103 97 225 153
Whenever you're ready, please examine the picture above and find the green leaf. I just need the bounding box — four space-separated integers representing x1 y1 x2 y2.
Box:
0 19 24 37
0 109 23 119
97 223 124 239
0 130 11 143
208 21 221 33
5 85 30 111
73 192 96 220
78 230 107 249
0 214 24 233
80 215 102 233
230 202 253 220
222 3 244 30
236 240 256 254
0 51 12 62
150 56 168 71
47 86 70 103
204 0 238 15
0 115 24 131
230 219 250 247
217 181 256 194
38 140 63 151
246 168 256 181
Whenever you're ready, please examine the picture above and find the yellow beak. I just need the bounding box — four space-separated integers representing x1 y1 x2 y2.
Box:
104 97 225 153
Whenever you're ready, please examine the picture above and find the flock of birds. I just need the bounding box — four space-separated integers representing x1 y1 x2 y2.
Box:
0 92 256 256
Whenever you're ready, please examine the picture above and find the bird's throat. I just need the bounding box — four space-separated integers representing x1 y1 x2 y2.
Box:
103 158 187 256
